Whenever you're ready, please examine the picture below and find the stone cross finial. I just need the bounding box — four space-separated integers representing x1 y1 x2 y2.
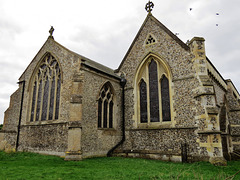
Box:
49 26 54 39
145 1 154 13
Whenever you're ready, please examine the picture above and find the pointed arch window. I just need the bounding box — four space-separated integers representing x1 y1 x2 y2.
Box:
30 53 61 122
161 75 171 121
98 83 114 129
140 79 148 123
138 58 171 124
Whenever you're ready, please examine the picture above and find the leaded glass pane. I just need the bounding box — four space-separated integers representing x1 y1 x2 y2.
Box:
98 83 114 128
107 93 111 100
140 80 148 123
109 101 113 128
36 80 42 121
101 91 105 98
98 98 102 128
41 77 49 121
149 60 159 122
48 76 55 120
30 81 37 122
30 53 61 122
55 75 61 120
161 75 171 121
103 100 108 128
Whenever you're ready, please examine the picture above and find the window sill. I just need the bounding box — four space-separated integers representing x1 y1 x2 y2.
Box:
137 121 172 129
97 128 116 131
26 119 62 126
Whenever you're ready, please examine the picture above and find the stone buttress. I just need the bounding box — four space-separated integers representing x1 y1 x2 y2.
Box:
190 37 226 162
65 63 84 160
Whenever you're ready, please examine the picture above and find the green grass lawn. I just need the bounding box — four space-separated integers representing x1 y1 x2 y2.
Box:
0 151 240 180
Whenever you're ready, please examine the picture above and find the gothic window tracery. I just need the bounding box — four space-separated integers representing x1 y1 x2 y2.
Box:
138 58 171 124
146 34 156 45
30 53 61 122
98 83 114 129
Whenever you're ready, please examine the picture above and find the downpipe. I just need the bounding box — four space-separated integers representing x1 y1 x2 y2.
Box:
16 80 25 151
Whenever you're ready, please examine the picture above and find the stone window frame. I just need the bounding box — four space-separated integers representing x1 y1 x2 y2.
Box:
28 52 62 123
145 33 157 46
97 81 115 129
134 54 173 129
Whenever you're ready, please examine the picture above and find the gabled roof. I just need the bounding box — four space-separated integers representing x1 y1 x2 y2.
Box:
19 37 120 81
115 13 190 72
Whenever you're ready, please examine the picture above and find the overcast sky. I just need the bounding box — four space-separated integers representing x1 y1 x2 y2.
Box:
0 0 240 124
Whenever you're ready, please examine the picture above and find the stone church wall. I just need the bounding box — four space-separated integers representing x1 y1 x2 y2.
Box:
80 68 122 158
18 123 68 156
8 38 82 154
2 87 22 132
116 15 202 161
1 11 240 162
118 128 200 161
210 76 225 106
226 85 240 152
0 86 22 150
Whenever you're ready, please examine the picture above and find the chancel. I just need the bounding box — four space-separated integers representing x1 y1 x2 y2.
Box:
1 2 240 164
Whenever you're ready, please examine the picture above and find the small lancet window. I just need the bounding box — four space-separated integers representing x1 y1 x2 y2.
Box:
146 34 156 45
98 83 114 129
161 75 171 121
30 53 61 122
140 79 148 123
149 60 160 122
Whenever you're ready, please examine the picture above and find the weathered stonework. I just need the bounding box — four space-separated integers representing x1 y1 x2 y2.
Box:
1 11 240 163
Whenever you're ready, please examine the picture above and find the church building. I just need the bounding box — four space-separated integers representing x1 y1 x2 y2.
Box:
1 2 240 163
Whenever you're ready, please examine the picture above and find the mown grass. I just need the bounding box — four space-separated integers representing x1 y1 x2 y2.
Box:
0 151 240 180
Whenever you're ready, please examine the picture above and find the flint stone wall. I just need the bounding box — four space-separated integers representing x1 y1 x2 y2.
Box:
18 123 68 155
81 68 122 158
18 38 82 127
2 38 83 155
3 88 21 132
117 15 201 160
